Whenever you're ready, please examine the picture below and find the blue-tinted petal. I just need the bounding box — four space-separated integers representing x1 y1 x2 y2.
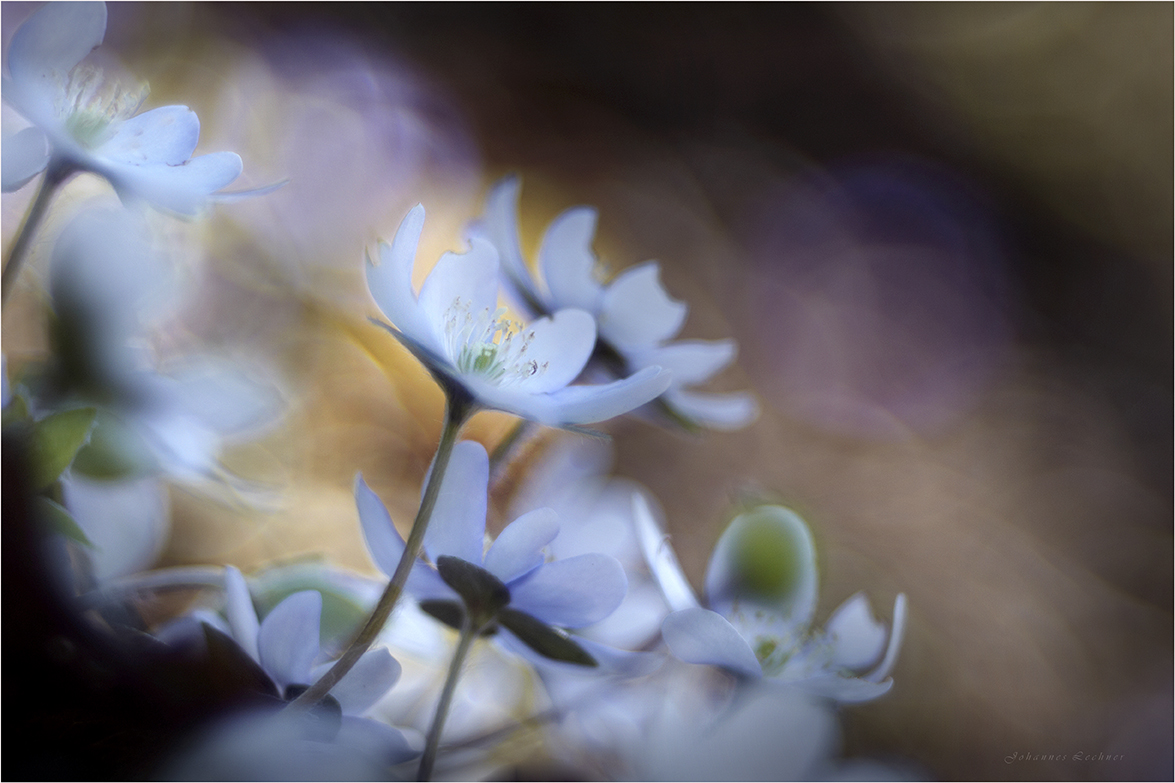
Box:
539 206 604 313
508 308 595 394
257 590 321 688
509 553 627 628
824 592 888 671
633 492 700 612
667 389 759 431
480 175 543 311
95 105 199 166
598 262 687 351
104 151 243 215
310 647 400 715
661 607 762 678
354 474 450 598
485 507 559 583
515 365 671 425
416 237 500 338
7 2 106 90
422 440 488 565
1 125 48 191
223 565 260 662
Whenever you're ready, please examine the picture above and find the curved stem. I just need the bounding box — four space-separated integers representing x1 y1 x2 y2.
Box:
418 614 480 782
2 160 71 307
287 394 471 712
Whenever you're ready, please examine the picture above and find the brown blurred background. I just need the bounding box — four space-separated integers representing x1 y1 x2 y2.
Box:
4 3 1171 780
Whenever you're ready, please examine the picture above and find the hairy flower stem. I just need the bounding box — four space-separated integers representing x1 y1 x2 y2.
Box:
287 393 472 713
418 614 482 782
2 160 72 307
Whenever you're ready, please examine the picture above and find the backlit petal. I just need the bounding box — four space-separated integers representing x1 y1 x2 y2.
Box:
223 565 260 662
485 508 559 583
509 308 595 394
257 590 321 688
667 389 759 431
7 2 106 89
310 647 401 715
1 126 48 191
95 105 199 166
509 553 627 628
661 607 762 678
598 262 687 351
539 206 604 313
422 440 488 565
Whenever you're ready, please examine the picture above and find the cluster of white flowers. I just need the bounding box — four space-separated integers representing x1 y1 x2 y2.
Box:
2 4 910 780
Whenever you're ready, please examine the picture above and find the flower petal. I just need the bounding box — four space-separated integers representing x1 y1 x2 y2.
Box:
666 388 760 431
864 593 908 683
508 552 627 628
1 125 48 192
7 1 106 90
416 236 500 341
539 206 604 314
104 151 243 216
704 505 818 645
598 262 687 351
257 590 322 688
95 105 199 166
354 474 449 598
309 647 401 715
484 507 559 583
661 607 762 678
62 474 168 581
633 492 700 612
223 565 260 662
509 364 671 425
366 205 437 349
633 339 737 385
480 175 543 312
509 308 595 394
336 716 424 765
422 440 488 566
824 592 888 672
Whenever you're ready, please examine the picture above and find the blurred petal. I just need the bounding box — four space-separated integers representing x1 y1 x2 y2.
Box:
633 492 700 612
510 309 596 394
422 440 488 565
667 389 760 431
354 475 448 596
824 592 888 671
258 590 322 688
95 105 199 166
7 2 106 88
366 206 435 348
598 262 687 351
480 175 542 309
485 507 559 583
336 716 424 765
539 206 604 313
786 674 894 703
634 339 737 385
864 593 908 682
662 607 762 678
509 553 627 628
106 151 243 215
1 125 48 191
310 647 401 715
63 474 168 581
512 365 671 425
223 565 260 662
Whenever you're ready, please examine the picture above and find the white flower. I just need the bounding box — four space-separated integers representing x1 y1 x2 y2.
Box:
365 204 670 426
356 440 629 656
2 2 244 214
636 499 908 702
474 176 758 430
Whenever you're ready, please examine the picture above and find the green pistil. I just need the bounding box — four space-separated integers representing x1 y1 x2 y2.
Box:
64 111 112 149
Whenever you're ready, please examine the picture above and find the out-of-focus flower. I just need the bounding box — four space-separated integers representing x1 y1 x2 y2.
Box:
365 204 670 426
2 1 243 214
474 176 758 430
637 500 908 702
356 440 628 662
159 566 421 766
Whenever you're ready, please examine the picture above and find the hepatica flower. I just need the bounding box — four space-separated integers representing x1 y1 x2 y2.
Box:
637 499 908 702
365 204 670 426
474 176 758 430
2 1 243 214
356 440 628 665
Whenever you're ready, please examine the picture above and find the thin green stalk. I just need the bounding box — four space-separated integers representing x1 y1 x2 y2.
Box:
2 160 71 307
418 614 480 782
287 394 471 712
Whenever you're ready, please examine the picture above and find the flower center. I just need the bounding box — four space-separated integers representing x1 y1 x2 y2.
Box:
57 64 148 149
444 297 549 386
